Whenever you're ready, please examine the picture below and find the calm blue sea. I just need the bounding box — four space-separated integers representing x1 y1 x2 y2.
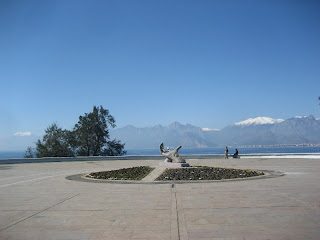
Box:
1 147 320 159
126 147 320 156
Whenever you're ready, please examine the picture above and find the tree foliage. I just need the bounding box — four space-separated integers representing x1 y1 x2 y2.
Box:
73 106 125 156
35 123 75 158
104 139 127 156
24 146 35 158
25 106 126 158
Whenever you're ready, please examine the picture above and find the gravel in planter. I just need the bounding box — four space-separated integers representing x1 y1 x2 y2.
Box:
155 166 264 181
87 166 154 180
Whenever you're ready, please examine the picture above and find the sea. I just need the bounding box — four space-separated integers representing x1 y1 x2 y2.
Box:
125 147 320 156
1 146 320 159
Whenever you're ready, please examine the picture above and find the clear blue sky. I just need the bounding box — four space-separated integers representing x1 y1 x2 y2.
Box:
1 0 320 150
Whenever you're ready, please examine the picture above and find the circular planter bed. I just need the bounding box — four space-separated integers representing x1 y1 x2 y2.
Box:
86 166 264 181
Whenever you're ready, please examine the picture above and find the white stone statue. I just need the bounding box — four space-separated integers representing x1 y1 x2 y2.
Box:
159 142 186 163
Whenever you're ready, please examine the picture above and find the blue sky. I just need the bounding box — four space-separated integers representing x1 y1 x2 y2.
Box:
1 0 320 150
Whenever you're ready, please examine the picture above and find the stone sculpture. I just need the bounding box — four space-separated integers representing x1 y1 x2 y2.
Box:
159 142 186 163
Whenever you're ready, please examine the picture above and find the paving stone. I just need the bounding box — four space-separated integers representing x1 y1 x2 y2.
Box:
0 158 319 239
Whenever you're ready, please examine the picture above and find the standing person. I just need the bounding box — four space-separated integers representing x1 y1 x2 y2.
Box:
225 147 229 159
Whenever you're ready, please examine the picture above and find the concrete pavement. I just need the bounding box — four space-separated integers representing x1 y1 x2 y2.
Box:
0 157 319 239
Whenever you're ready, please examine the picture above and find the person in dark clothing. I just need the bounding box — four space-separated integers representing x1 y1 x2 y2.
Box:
233 148 239 158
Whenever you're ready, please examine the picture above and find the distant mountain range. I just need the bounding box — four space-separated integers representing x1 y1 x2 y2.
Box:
110 116 320 149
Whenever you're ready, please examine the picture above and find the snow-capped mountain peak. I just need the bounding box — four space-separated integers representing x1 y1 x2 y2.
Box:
202 128 221 132
234 117 284 126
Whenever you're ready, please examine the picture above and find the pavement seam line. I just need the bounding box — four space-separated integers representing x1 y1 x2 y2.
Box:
0 172 83 188
171 184 180 240
0 193 80 232
0 172 51 181
273 189 320 213
175 191 181 240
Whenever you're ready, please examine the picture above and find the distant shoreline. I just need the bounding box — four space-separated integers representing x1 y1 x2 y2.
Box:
1 153 320 165
231 144 320 148
1 146 320 160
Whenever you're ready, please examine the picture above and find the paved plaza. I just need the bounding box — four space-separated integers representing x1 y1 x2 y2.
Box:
0 157 319 239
